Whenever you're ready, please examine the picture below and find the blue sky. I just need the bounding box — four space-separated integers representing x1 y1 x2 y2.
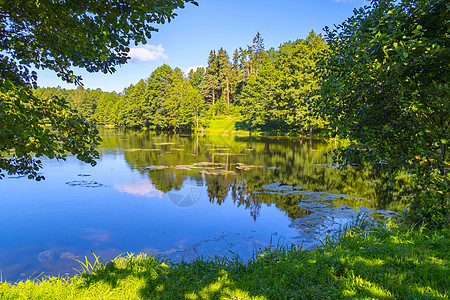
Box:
37 0 366 93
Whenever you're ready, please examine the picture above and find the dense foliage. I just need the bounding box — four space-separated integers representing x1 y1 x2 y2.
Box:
0 82 100 180
241 31 327 134
35 66 204 131
0 0 197 179
33 31 329 136
8 0 448 227
318 0 449 226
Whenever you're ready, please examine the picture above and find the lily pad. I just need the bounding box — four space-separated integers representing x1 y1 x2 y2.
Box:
139 165 168 171
125 148 161 152
66 180 105 188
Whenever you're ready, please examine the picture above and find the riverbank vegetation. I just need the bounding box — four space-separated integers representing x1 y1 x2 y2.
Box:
317 0 449 228
1 219 448 299
1 0 448 296
32 0 449 226
33 30 328 136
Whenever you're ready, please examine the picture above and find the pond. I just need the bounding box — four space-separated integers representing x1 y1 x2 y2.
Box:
0 129 407 282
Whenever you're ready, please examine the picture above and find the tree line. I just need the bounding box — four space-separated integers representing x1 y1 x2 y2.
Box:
34 30 328 135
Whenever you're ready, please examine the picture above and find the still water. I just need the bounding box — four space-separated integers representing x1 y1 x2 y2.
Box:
0 129 406 282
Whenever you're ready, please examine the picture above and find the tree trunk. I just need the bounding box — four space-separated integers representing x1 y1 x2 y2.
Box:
212 89 215 117
196 111 199 128
226 76 230 107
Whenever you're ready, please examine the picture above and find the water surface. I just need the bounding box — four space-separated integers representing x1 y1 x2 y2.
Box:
0 130 405 282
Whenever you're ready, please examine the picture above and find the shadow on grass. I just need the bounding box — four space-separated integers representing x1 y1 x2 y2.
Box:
76 223 449 299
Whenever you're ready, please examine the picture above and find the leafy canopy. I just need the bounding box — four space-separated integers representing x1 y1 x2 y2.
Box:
318 0 449 225
241 31 327 134
0 0 197 180
1 0 197 85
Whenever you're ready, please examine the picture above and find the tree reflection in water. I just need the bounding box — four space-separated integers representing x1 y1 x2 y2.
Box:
101 129 412 221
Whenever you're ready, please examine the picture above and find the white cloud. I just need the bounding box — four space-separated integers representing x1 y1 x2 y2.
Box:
127 44 168 62
184 65 205 76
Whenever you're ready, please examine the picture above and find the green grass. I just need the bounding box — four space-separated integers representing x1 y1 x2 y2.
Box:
1 220 449 299
209 117 237 131
202 116 248 135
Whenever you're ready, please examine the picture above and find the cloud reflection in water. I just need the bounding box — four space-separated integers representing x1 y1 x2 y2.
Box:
114 180 163 199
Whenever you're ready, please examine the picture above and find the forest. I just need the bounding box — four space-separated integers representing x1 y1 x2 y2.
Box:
33 31 327 135
31 3 449 226
1 0 449 298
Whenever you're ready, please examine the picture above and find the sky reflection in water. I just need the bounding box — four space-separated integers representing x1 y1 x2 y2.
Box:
0 130 406 282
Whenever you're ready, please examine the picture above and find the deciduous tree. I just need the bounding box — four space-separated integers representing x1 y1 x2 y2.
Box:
318 0 449 226
0 0 197 179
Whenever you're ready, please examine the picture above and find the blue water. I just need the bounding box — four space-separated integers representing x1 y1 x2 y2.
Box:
0 148 295 282
0 130 397 282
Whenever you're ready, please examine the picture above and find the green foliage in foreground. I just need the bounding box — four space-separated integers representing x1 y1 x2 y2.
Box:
1 221 448 299
318 0 449 226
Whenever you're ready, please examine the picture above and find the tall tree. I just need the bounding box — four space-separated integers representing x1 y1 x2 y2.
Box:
188 67 206 91
274 31 327 134
145 64 175 130
205 51 220 108
241 31 327 134
251 32 265 76
187 67 207 127
217 48 232 107
120 79 149 129
94 92 121 126
240 51 277 131
167 68 203 131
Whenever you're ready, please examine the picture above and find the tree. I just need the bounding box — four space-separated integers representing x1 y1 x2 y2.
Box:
147 64 175 130
93 92 121 126
274 31 327 135
0 0 197 180
241 31 327 134
205 50 221 109
166 69 203 131
240 51 277 131
0 82 100 180
251 32 265 76
120 79 149 130
318 0 449 226
188 67 206 91
216 48 231 107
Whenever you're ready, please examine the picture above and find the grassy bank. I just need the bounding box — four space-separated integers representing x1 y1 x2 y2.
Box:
198 116 248 135
200 116 331 138
1 221 449 299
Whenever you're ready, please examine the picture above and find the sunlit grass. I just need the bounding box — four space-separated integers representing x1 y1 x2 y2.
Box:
1 220 448 299
202 116 250 135
208 116 237 131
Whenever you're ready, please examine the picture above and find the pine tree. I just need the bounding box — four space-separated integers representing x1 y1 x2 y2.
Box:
217 48 231 107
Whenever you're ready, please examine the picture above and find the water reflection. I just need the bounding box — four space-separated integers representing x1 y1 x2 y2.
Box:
0 129 411 282
102 129 410 220
115 180 163 198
